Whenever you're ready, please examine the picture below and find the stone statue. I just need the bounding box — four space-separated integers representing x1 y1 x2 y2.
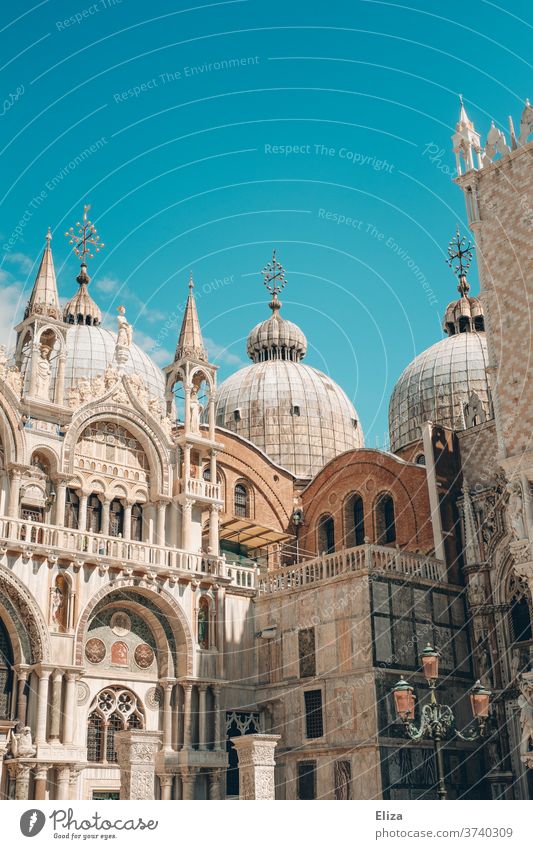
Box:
476 635 493 687
51 585 65 628
104 363 119 389
9 725 36 758
149 397 164 419
517 678 533 757
507 481 527 541
189 394 201 433
6 367 23 396
518 99 533 146
35 345 51 399
117 306 133 348
78 376 92 404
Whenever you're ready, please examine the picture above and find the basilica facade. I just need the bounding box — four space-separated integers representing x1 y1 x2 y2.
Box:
0 100 532 801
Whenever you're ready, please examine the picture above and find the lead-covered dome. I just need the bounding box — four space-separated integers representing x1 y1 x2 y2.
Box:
64 325 166 401
213 252 363 478
389 250 492 453
389 332 491 452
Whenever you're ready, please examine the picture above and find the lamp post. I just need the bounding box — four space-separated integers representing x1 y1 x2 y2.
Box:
391 644 491 800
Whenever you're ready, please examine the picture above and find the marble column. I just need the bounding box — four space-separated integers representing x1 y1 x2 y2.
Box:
69 766 83 800
63 672 77 744
56 766 70 800
182 683 193 750
54 353 66 405
54 480 67 527
208 397 215 443
230 734 280 800
115 730 162 800
14 763 31 800
216 586 225 678
7 469 21 518
156 502 166 545
123 502 132 541
208 505 220 555
35 668 52 744
198 684 208 750
34 764 49 800
101 498 110 536
161 680 173 751
15 665 29 723
77 492 88 532
159 774 173 800
182 501 192 552
49 670 63 742
212 684 223 751
180 767 197 800
208 768 223 800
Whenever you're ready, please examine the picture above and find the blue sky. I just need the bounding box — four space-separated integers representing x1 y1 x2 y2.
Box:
1 0 531 446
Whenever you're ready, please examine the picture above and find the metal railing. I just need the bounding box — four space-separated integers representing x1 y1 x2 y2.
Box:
0 515 255 588
257 542 447 594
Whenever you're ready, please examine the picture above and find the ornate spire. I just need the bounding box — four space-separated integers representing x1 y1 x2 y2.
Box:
452 95 482 175
174 273 208 363
24 228 61 320
262 249 287 314
63 205 104 326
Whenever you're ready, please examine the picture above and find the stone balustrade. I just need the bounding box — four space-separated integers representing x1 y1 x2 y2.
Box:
257 542 448 594
0 515 255 588
183 477 221 502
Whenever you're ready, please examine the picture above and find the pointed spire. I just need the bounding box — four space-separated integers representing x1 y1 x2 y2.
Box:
457 94 472 130
452 95 482 174
174 273 208 362
24 228 61 320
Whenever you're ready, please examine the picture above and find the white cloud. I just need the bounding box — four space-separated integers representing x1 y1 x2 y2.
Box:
204 337 244 367
95 275 119 294
4 252 34 275
133 329 173 367
0 279 25 351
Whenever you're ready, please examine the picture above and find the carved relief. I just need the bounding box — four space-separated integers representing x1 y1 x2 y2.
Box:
134 643 155 669
85 638 106 664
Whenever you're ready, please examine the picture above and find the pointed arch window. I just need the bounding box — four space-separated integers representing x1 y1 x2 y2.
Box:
508 577 532 643
198 596 210 649
353 496 365 546
0 619 14 720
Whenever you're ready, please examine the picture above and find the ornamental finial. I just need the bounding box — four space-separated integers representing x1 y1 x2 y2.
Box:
189 271 194 291
261 249 287 313
446 228 474 295
65 204 105 266
46 226 52 244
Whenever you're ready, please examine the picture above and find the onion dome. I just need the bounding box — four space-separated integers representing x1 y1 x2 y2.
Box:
63 264 102 326
247 313 308 362
389 230 491 453
212 251 363 478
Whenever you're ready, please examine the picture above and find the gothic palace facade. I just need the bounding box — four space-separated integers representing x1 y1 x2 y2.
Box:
0 100 532 801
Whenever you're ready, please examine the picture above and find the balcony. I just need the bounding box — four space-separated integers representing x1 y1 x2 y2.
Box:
0 516 255 589
181 477 222 503
257 543 448 595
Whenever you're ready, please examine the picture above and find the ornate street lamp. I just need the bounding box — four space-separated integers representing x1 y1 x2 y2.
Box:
391 644 492 800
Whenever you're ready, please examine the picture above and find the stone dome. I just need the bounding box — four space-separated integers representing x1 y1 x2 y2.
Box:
63 325 166 401
388 331 491 453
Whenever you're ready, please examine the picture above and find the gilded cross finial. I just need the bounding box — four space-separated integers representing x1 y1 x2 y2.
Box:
65 204 105 264
262 249 286 312
447 228 474 294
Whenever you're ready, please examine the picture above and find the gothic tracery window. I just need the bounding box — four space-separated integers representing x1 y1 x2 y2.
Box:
86 687 144 764
198 596 210 649
508 576 533 643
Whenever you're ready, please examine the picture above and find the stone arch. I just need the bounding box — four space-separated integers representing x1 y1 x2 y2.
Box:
0 566 51 663
28 444 60 476
75 581 193 676
63 406 169 497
